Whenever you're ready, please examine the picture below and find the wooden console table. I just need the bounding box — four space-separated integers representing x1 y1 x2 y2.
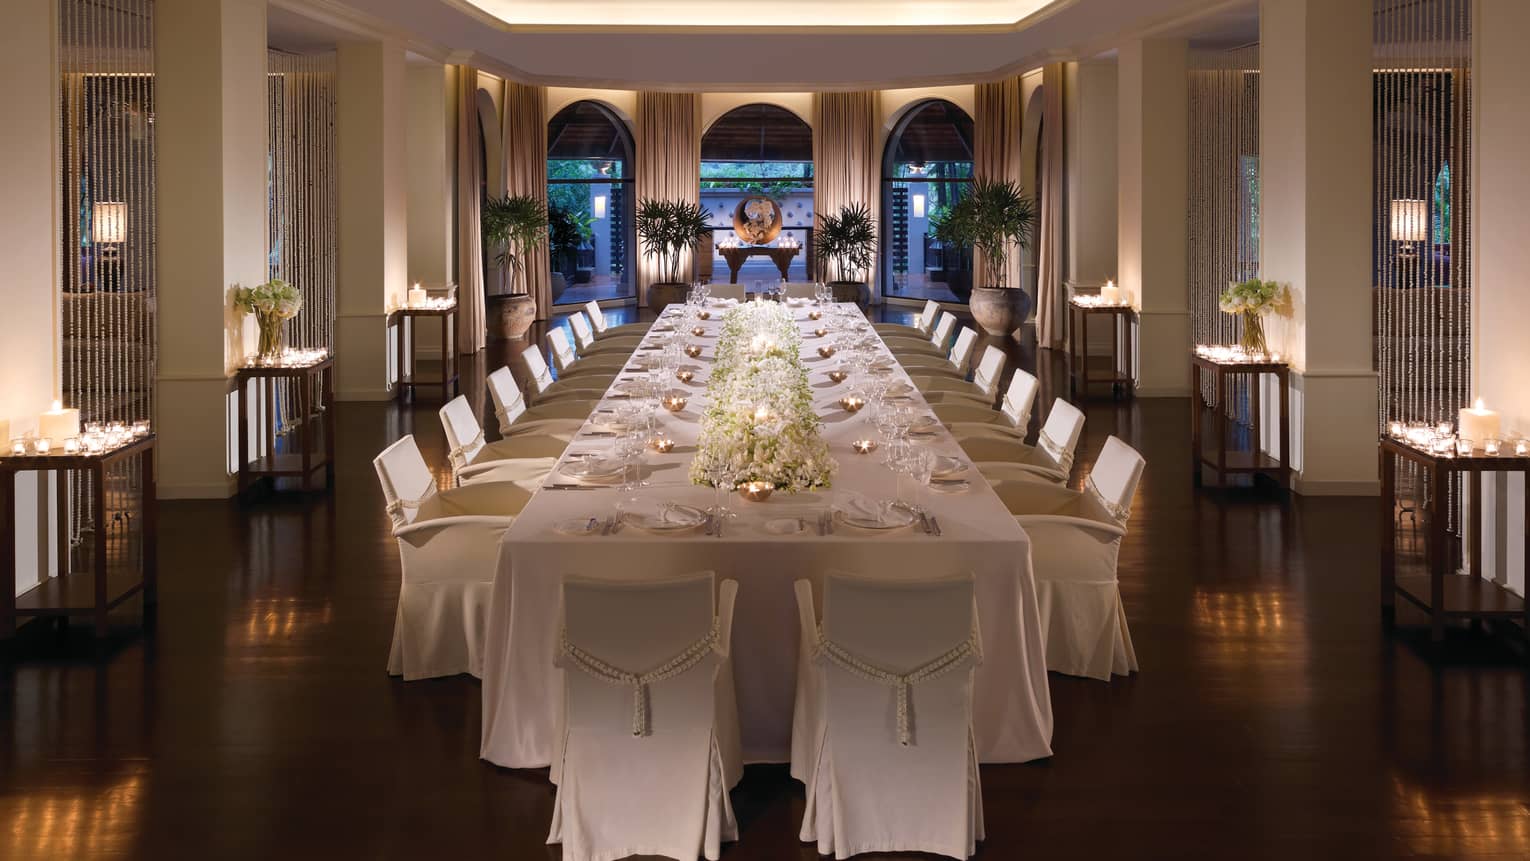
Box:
1189 349 1291 492
391 304 459 403
718 245 800 284
1067 298 1135 399
1380 436 1528 644
1 434 157 639
236 355 335 495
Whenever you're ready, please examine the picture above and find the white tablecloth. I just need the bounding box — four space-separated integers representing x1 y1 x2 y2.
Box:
479 302 1054 767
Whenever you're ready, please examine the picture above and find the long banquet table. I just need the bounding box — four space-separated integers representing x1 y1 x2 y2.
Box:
479 301 1054 768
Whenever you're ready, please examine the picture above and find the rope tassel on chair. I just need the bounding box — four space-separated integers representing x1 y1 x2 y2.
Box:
812 629 980 746
560 622 721 737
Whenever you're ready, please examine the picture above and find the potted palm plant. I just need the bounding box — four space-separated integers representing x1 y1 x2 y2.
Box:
482 195 548 339
813 203 877 303
934 178 1036 336
636 197 712 311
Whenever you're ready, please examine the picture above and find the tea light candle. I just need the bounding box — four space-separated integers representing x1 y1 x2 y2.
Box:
132 419 150 437
740 480 773 502
852 438 878 454
408 283 427 308
1517 439 1530 457
1484 438 1502 456
39 400 80 442
1456 437 1474 456
1100 279 1121 304
817 345 837 358
697 311 710 320
10 439 25 456
1435 421 1453 438
691 326 706 337
828 370 849 383
808 310 823 320
675 369 695 384
34 437 51 454
839 396 866 413
1388 420 1405 439
84 435 104 453
663 395 688 412
684 344 703 358
63 437 80 454
814 327 829 338
1458 398 1500 443
649 436 676 453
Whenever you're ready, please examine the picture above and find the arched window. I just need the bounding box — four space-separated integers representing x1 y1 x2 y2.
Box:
547 100 635 304
701 104 813 285
881 99 975 303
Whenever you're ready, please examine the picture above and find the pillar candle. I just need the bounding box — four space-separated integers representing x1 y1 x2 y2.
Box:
408 284 427 308
1458 398 1500 443
39 400 80 442
0 418 8 449
1100 280 1121 304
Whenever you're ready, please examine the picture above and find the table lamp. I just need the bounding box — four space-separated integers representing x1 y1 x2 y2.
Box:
1389 199 1426 261
92 201 127 291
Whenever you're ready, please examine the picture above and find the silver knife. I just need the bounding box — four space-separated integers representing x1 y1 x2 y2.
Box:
929 514 942 536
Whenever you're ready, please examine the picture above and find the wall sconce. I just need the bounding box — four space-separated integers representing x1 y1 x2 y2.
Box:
911 193 926 219
1389 198 1426 260
593 194 607 220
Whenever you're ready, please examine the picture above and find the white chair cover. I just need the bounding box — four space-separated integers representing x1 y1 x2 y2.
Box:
374 435 528 680
708 283 747 302
968 346 1006 400
439 395 559 488
584 299 650 338
522 348 612 404
886 312 955 358
873 300 938 337
956 397 1084 481
550 573 741 861
782 282 818 299
486 366 582 440
549 327 581 372
1006 436 1145 680
793 572 984 860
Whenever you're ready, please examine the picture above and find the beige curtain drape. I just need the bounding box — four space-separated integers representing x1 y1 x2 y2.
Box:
635 92 701 304
454 65 486 354
973 76 1024 293
1036 63 1066 348
812 91 880 295
503 81 552 320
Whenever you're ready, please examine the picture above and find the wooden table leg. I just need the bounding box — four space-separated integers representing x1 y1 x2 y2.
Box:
1468 469 1482 582
442 312 452 401
1380 447 1396 625
1 467 16 639
1427 459 1447 643
1214 366 1228 488
1124 311 1135 398
297 368 312 491
55 468 69 578
143 447 157 610
324 364 336 487
92 463 108 639
1078 311 1088 397
1278 369 1291 492
237 375 249 493
1190 362 1202 486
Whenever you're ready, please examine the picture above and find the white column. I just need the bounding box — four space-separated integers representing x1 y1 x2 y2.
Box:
1260 0 1377 495
1472 0 1530 594
335 39 408 401
155 0 268 498
1117 39 1189 395
1065 59 1119 357
0 0 60 592
406 61 455 360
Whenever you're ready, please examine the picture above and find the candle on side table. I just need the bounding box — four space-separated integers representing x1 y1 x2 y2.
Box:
1458 398 1500 444
408 283 427 308
1100 279 1121 304
39 400 80 442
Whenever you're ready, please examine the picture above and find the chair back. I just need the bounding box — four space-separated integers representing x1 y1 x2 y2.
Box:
439 396 486 476
709 283 746 302
928 312 956 352
999 369 1039 429
947 327 979 377
373 435 436 528
584 299 608 334
1037 398 1086 472
1088 435 1146 523
969 346 1006 400
916 299 940 334
549 327 581 372
783 282 817 299
486 366 526 432
821 572 976 676
521 347 556 394
569 312 599 352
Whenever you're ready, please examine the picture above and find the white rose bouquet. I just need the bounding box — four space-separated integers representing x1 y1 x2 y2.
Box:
1218 278 1282 354
233 278 303 360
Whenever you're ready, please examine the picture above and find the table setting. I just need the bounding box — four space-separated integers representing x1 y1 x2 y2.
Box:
480 293 1054 770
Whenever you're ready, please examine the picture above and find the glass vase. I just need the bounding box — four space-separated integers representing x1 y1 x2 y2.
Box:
1240 310 1267 355
255 312 286 362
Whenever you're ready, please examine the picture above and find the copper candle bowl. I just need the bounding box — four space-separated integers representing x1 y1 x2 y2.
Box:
839 396 866 413
813 327 829 338
649 436 676 453
851 438 878 454
675 369 696 384
684 344 704 358
739 481 774 502
827 370 850 384
691 326 706 337
697 310 711 320
662 394 689 412
817 346 837 359
808 310 823 321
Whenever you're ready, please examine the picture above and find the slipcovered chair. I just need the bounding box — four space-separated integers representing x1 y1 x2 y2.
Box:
486 366 585 440
873 299 939 338
707 283 747 302
438 395 562 488
374 434 531 680
960 398 1084 484
549 328 630 378
792 572 984 860
938 368 1039 436
884 311 956 358
782 282 819 299
522 347 613 406
918 345 1006 407
898 327 979 380
569 311 643 357
584 299 651 339
990 435 1144 680
550 572 741 861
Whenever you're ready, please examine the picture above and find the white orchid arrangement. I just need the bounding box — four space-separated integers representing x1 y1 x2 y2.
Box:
691 303 837 492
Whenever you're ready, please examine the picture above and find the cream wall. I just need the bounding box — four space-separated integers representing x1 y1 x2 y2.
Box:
700 91 813 130
1065 59 1119 356
406 61 454 358
547 87 636 130
1 0 60 593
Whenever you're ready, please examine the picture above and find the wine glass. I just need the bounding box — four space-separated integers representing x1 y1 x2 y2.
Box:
615 429 646 497
906 447 934 516
706 459 738 520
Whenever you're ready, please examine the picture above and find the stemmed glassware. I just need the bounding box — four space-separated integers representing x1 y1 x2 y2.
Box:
706 460 739 522
615 428 646 499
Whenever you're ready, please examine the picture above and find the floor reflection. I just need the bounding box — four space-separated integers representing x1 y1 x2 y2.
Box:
1392 772 1530 857
2 766 146 860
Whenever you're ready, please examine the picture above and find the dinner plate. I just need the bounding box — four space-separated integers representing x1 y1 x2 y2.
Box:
618 502 709 533
886 381 914 396
560 455 626 482
908 415 943 435
553 517 603 536
930 455 968 478
928 478 971 494
835 501 918 531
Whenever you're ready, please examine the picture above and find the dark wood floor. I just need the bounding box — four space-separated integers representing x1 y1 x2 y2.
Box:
4 304 1528 860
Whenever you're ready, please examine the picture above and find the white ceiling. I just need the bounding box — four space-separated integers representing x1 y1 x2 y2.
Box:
456 0 1061 29
274 0 1253 89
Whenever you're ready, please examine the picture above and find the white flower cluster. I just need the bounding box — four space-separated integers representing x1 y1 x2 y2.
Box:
691 303 837 492
1217 278 1281 316
233 279 303 320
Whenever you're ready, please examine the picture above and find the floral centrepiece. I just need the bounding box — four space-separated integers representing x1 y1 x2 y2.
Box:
690 303 837 493
1218 278 1283 354
234 279 303 362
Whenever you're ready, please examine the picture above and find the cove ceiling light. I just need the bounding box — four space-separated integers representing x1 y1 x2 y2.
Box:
456 0 1060 29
